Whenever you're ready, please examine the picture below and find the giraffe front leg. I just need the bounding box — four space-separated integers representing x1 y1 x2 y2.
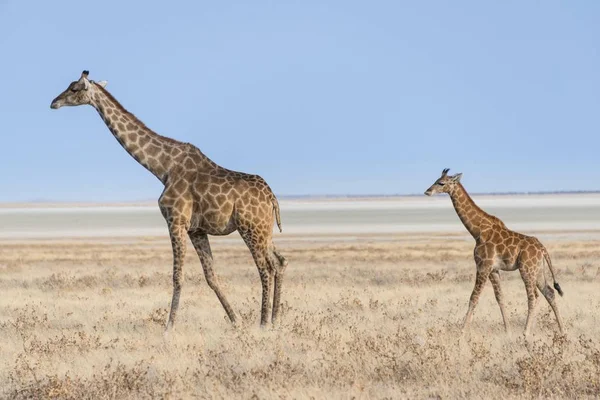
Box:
165 221 187 333
489 270 510 334
189 231 238 325
462 262 492 334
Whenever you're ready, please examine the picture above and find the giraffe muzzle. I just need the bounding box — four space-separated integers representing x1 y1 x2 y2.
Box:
50 96 64 109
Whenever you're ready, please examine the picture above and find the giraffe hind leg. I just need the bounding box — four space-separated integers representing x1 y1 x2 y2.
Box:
257 263 273 326
520 265 539 338
536 272 565 335
270 247 288 325
240 230 273 326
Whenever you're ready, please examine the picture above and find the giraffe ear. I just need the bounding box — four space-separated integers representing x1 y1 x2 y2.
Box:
451 173 463 182
96 80 108 88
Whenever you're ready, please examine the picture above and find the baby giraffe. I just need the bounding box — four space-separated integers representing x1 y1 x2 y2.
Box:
425 169 564 337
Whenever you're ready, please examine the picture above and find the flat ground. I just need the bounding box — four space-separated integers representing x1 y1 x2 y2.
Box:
1 197 599 399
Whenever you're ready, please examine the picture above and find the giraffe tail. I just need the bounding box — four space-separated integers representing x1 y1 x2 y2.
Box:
272 197 282 233
543 247 564 296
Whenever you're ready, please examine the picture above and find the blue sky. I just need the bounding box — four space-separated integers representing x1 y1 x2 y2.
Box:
1 1 599 201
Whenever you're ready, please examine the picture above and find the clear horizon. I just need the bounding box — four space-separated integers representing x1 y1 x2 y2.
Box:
4 189 600 205
1 1 599 202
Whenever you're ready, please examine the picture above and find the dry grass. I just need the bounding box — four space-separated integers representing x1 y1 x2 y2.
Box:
1 234 599 399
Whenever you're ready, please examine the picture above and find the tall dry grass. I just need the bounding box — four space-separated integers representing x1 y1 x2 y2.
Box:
0 234 599 399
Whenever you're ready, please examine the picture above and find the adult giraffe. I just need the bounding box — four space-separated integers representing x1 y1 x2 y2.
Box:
51 71 287 332
425 169 564 337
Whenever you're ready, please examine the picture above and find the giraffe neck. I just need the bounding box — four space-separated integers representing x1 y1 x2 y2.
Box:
448 183 488 239
89 83 181 183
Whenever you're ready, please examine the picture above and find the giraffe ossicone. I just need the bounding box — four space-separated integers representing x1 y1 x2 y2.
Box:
51 70 287 331
425 169 564 338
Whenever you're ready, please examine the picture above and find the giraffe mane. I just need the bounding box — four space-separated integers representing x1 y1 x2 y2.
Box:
93 83 181 145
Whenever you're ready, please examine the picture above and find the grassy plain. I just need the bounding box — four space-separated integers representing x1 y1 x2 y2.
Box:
1 232 599 399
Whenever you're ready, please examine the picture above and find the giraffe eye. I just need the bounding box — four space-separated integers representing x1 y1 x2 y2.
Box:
437 182 445 186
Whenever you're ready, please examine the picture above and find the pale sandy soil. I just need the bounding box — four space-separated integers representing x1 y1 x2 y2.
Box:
0 230 599 399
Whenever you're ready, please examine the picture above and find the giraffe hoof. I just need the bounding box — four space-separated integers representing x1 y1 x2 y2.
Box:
163 322 174 339
259 321 270 329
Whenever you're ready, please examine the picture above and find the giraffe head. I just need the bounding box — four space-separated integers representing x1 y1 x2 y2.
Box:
424 168 463 196
50 70 107 109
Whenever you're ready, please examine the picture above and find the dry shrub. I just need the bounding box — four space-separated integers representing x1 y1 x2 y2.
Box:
145 308 168 326
7 358 161 400
489 334 600 398
21 331 111 358
1 304 50 332
425 269 447 283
